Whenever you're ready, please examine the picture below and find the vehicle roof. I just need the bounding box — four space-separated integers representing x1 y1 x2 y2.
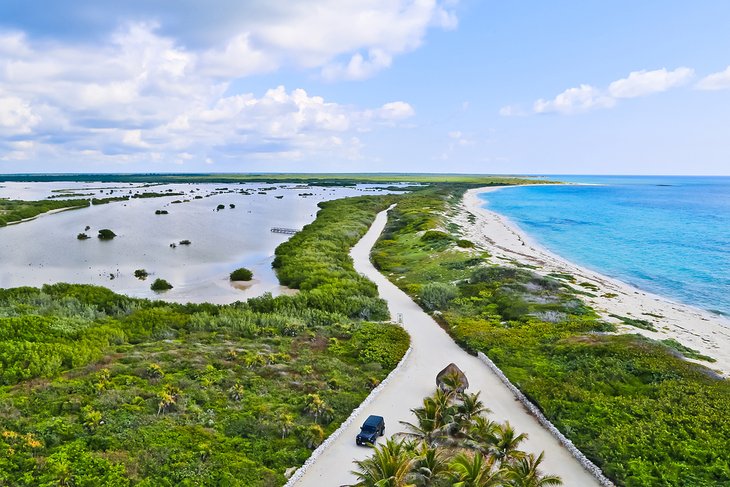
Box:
363 415 384 426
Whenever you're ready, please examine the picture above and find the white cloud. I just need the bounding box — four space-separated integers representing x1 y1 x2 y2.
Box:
0 22 417 166
608 67 694 98
0 95 40 135
534 84 615 115
696 66 730 91
321 49 393 81
0 2 453 167
370 101 415 120
532 67 694 115
499 105 526 117
188 0 459 81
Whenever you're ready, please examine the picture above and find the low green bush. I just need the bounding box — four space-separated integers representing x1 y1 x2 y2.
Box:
230 268 253 281
97 229 116 240
150 278 173 291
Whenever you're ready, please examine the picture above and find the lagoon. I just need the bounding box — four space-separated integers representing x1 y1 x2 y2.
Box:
0 182 394 304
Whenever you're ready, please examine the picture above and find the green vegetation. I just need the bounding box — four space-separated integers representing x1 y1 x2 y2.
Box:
230 268 253 282
372 186 730 486
92 196 130 205
150 278 173 291
608 313 658 331
661 338 716 363
179 240 191 246
131 191 185 199
155 210 168 215
273 195 397 320
98 229 117 240
0 194 411 485
353 388 561 486
134 269 149 280
77 233 90 240
0 198 88 226
0 173 549 186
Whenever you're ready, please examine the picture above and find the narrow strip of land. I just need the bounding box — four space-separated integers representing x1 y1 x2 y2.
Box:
295 207 600 487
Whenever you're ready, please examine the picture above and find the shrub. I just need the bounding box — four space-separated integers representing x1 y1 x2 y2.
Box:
155 210 168 215
456 239 475 248
420 282 458 311
77 233 90 240
134 269 148 280
150 279 173 291
179 240 191 245
97 229 116 240
216 204 225 211
230 268 253 281
421 230 452 242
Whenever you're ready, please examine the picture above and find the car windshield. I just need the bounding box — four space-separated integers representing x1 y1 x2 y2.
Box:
361 426 376 433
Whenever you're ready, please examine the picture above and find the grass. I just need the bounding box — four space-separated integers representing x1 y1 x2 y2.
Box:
661 338 716 363
608 313 658 332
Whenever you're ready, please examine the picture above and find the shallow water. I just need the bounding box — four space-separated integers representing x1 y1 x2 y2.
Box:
480 176 730 316
0 182 394 304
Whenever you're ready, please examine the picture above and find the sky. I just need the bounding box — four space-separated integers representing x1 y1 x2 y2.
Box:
0 0 729 175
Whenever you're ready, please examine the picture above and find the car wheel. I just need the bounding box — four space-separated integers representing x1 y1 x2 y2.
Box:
380 428 385 436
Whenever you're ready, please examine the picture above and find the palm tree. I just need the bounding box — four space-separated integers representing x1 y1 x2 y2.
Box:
505 452 562 486
304 393 328 423
457 392 489 422
400 396 443 445
465 416 500 454
302 424 324 449
279 412 295 439
450 451 504 487
408 443 452 486
352 438 416 487
228 382 245 401
490 423 527 463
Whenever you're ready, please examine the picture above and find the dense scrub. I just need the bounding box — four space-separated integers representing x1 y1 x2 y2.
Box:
372 186 730 486
0 199 89 226
272 195 397 320
0 195 412 486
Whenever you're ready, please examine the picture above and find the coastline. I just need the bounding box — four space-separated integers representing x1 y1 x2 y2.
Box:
457 186 730 378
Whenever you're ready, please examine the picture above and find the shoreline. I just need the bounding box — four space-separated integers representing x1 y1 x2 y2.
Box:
457 186 730 378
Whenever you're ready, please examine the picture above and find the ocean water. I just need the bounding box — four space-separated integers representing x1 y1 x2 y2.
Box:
479 176 730 317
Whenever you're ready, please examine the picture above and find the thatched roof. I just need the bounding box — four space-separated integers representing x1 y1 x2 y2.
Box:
436 363 469 393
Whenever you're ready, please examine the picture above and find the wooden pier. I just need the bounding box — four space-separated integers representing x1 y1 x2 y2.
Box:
271 227 299 235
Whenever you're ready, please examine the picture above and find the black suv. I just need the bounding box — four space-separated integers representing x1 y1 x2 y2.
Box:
356 415 385 446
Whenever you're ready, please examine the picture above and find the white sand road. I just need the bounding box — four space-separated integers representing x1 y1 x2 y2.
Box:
293 207 601 487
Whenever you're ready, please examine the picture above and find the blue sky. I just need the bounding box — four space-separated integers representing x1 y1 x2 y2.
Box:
0 1 729 174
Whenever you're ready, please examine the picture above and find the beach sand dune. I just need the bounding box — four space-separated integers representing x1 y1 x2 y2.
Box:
459 187 730 378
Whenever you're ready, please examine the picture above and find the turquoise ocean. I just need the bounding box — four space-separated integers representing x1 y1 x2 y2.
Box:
479 176 730 317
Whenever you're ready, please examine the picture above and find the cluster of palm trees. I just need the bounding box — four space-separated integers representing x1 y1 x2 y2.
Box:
351 387 561 486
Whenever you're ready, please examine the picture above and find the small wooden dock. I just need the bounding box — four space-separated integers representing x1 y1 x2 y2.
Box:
271 227 299 235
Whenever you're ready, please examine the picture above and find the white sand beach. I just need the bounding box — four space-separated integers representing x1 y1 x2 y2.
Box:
459 187 730 378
